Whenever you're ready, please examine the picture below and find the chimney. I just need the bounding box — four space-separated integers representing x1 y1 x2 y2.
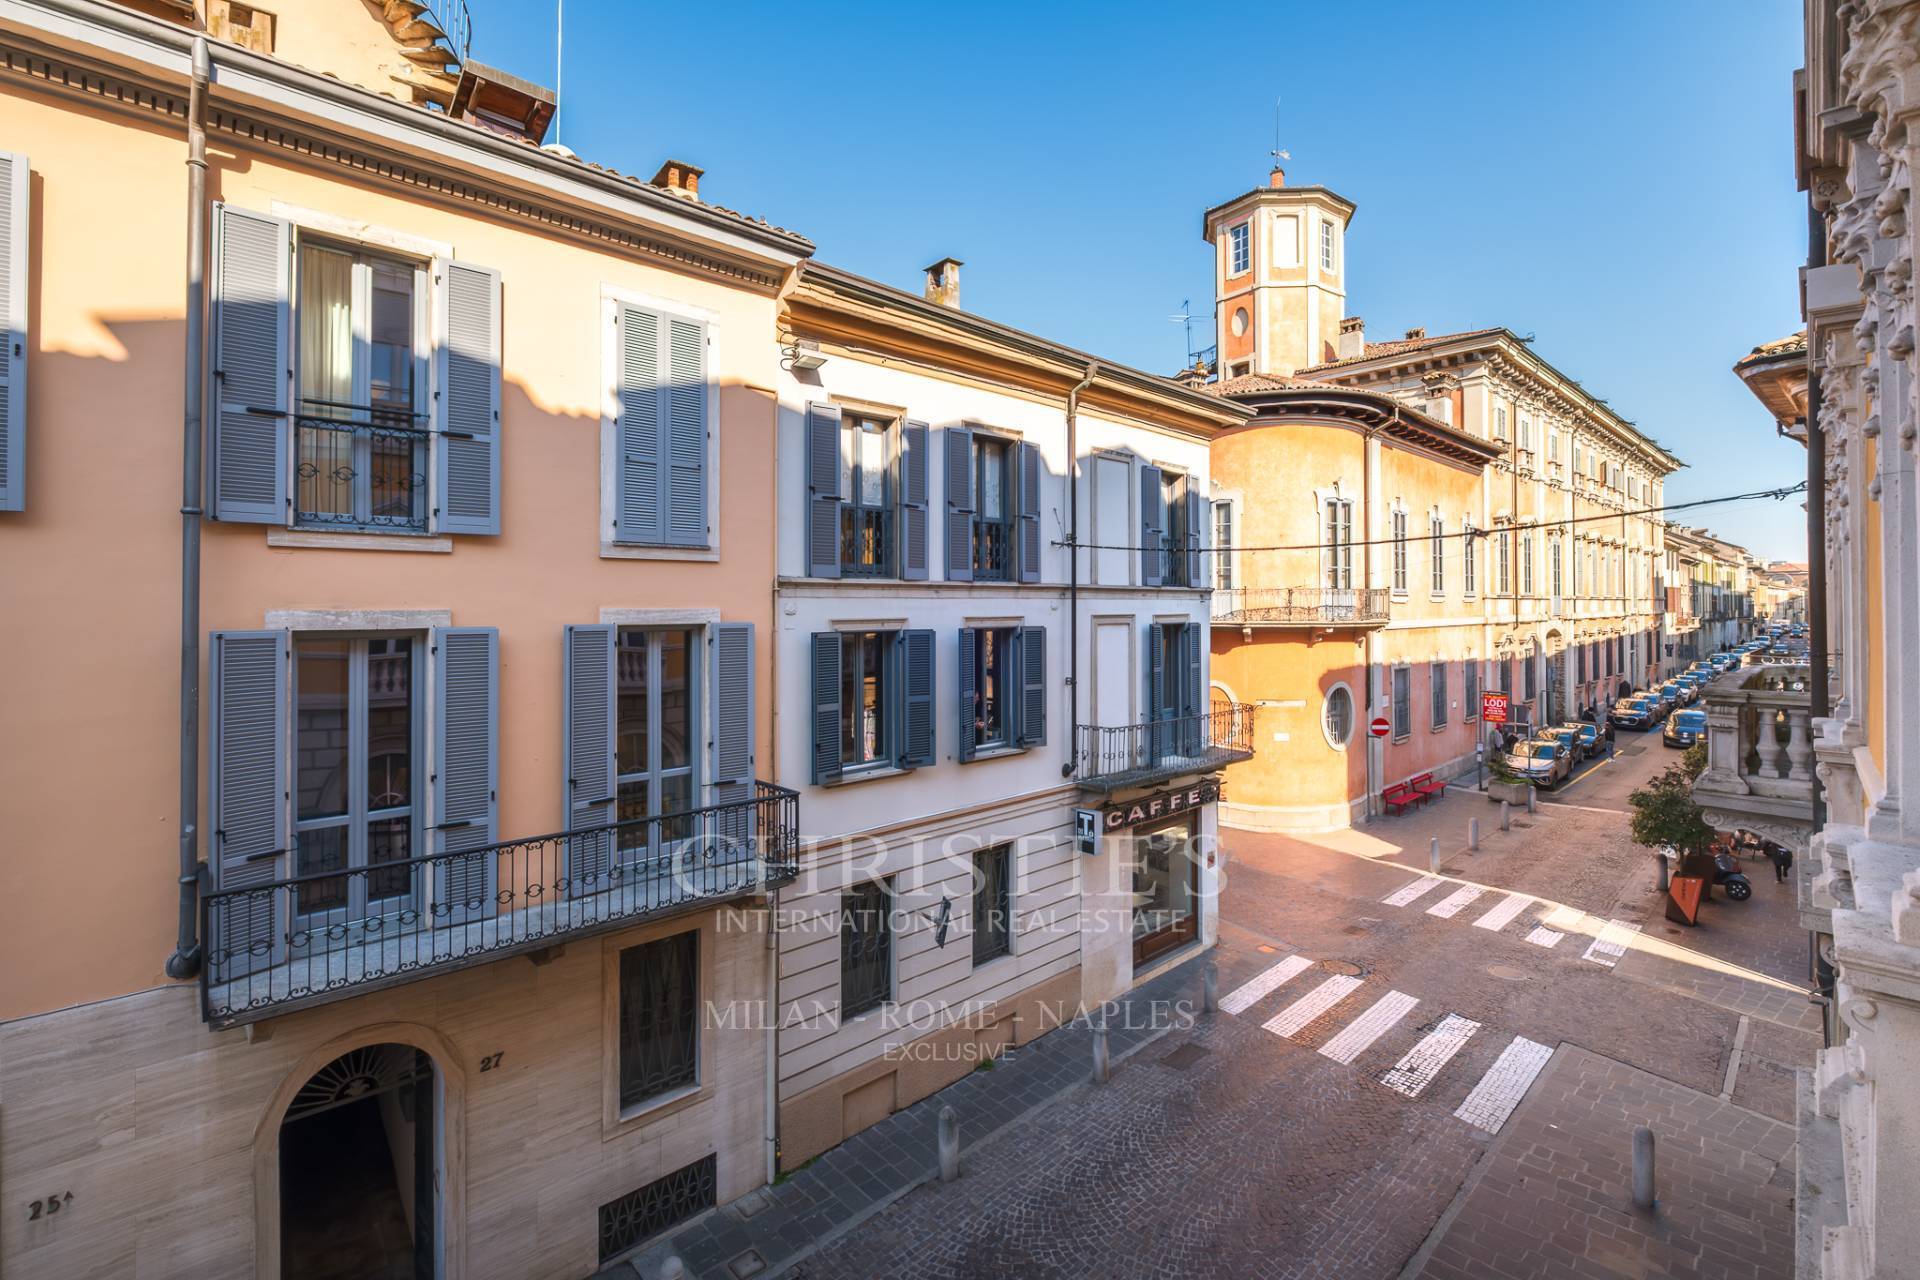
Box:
1338 316 1366 360
1173 361 1210 389
649 159 703 202
924 257 963 308
1403 326 1427 341
1268 166 1287 189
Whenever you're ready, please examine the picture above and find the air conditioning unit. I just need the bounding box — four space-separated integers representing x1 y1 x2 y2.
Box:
785 338 827 372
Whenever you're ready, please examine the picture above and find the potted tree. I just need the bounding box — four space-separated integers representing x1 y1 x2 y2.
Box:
1484 747 1532 805
1629 744 1714 903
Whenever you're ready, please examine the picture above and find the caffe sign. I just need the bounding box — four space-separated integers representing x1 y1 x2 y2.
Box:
1102 778 1223 831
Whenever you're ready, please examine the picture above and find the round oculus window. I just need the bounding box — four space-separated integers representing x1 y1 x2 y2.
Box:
1231 307 1250 337
1323 685 1355 748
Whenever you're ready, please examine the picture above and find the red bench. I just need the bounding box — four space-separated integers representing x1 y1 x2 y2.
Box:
1382 782 1421 815
1412 772 1447 802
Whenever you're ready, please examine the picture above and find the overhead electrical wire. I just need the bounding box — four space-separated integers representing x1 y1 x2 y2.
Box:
1053 481 1807 555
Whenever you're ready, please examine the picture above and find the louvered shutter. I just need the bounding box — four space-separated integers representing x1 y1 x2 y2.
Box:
1017 625 1047 747
806 402 842 578
943 425 974 581
900 418 929 580
1146 622 1168 762
210 204 290 523
434 260 501 535
432 627 498 923
709 622 755 856
1018 440 1042 583
0 152 27 512
615 304 663 544
1139 464 1164 586
564 624 616 891
900 629 935 768
1184 490 1205 587
664 316 708 545
209 630 289 980
956 627 979 763
1185 620 1204 725
810 631 843 784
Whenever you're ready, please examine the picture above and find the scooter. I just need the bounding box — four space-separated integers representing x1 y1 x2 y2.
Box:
1711 850 1753 901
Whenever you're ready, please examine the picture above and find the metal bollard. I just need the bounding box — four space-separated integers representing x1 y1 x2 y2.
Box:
1656 850 1671 893
1631 1126 1657 1211
1469 817 1480 851
659 1258 686 1280
937 1105 960 1182
1202 958 1218 1014
1526 786 1537 815
1501 800 1512 832
1091 1016 1111 1085
1429 836 1441 874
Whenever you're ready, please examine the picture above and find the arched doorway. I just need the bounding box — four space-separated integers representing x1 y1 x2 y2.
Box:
279 1043 440 1280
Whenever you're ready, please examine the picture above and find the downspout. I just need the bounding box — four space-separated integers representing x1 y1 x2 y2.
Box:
1805 197 1830 822
167 37 211 982
1362 422 1380 819
766 479 782 1186
1062 361 1099 778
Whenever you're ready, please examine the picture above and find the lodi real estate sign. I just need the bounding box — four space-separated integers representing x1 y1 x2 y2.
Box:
1482 692 1510 724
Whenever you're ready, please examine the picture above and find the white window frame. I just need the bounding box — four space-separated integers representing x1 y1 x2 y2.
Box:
1319 219 1336 272
1322 682 1356 751
1228 222 1251 276
1391 506 1409 596
1429 511 1445 597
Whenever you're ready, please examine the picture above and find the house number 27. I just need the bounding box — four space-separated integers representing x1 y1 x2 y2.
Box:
479 1052 504 1072
27 1192 73 1220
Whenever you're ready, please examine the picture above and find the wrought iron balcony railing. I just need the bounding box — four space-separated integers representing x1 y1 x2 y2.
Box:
200 781 798 1028
972 517 1013 581
1210 587 1392 627
1074 702 1254 791
294 402 431 533
841 506 895 578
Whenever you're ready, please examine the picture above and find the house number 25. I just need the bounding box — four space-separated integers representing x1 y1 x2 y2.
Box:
27 1192 73 1220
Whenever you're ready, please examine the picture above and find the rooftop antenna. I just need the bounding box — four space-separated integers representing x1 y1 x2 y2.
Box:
1271 96 1291 173
1168 300 1201 367
553 0 563 145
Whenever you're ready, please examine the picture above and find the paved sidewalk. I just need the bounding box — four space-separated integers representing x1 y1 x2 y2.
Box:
595 955 1206 1280
1406 1045 1796 1280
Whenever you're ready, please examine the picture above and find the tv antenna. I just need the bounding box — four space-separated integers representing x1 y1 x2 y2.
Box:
1271 96 1291 172
1169 300 1202 368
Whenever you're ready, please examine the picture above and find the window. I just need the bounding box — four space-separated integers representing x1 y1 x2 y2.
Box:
1431 660 1448 729
1228 222 1251 275
1212 502 1234 591
1521 531 1534 596
1499 657 1513 700
1497 529 1511 595
1161 469 1192 587
1463 521 1477 595
1391 510 1409 593
1391 666 1411 740
295 244 428 532
1319 220 1336 271
841 879 893 1018
616 629 697 858
1494 405 1509 440
811 629 934 782
1323 685 1355 748
1518 417 1532 452
293 635 419 918
840 414 895 577
970 627 1014 750
1524 648 1538 700
1464 660 1480 721
1547 429 1560 464
972 846 1011 965
1324 499 1354 589
960 625 1045 759
971 434 1015 581
1430 514 1445 594
617 930 698 1111
1550 535 1563 598
841 631 893 770
611 300 709 549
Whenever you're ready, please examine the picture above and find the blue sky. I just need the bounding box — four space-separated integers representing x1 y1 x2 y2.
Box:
478 0 1810 560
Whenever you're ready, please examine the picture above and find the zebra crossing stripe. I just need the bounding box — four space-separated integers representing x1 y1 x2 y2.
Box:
1219 955 1315 1016
1582 918 1642 967
1383 876 1445 907
1318 990 1420 1065
1472 892 1534 933
1262 975 1363 1039
1525 926 1565 948
1381 1013 1481 1097
1426 885 1486 918
1454 1036 1554 1132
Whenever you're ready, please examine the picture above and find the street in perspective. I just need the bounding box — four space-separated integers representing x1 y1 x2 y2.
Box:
0 2 1905 1279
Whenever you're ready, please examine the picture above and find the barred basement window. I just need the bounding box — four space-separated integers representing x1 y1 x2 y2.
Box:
841 879 893 1018
617 930 698 1111
973 845 1012 966
597 1153 717 1262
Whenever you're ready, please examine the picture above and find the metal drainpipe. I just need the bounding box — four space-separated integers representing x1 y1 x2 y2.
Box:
1062 361 1099 778
167 37 211 982
1805 196 1830 829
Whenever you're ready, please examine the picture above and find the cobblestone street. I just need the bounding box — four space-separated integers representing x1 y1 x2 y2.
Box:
760 736 1813 1280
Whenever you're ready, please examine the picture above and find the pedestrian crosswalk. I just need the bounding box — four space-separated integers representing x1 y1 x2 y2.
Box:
1453 1036 1553 1131
1317 990 1419 1064
1374 869 1641 968
1425 885 1486 918
1263 974 1363 1038
1218 955 1315 1016
1582 918 1642 968
1381 1014 1480 1098
1472 892 1533 933
1382 876 1446 907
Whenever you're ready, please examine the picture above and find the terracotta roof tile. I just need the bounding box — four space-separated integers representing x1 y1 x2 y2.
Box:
1298 326 1505 372
1203 372 1334 396
1734 330 1807 369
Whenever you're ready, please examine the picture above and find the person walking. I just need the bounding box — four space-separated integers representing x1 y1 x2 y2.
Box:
1767 842 1794 883
1603 718 1617 758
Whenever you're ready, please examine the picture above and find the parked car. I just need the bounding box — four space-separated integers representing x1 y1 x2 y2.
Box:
1554 721 1601 759
1610 696 1660 730
1663 708 1708 749
1506 737 1574 787
1656 682 1687 712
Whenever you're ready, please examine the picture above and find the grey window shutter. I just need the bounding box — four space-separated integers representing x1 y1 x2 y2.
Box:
956 627 978 762
1146 622 1167 761
434 260 502 536
1185 621 1204 721
432 627 498 923
0 152 28 512
209 629 289 979
811 631 843 784
900 418 929 581
210 204 290 524
1018 440 1042 583
806 402 842 578
1184 490 1205 587
615 304 663 544
1017 625 1047 747
1139 464 1164 586
664 316 708 545
900 629 935 768
710 622 755 854
943 425 974 581
564 624 616 889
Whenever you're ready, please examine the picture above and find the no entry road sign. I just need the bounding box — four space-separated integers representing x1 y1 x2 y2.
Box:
1369 716 1391 738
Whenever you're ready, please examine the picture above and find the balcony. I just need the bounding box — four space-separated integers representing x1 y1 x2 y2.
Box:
1692 665 1818 857
1210 587 1391 629
200 782 798 1028
841 506 895 578
1073 703 1255 792
294 405 431 534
